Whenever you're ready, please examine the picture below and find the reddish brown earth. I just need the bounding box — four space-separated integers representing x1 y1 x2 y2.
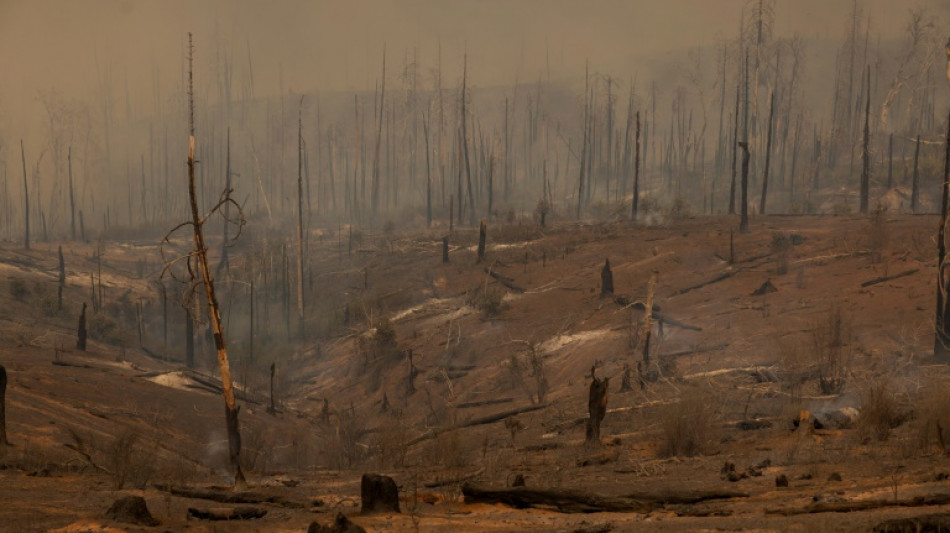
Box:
1 212 949 532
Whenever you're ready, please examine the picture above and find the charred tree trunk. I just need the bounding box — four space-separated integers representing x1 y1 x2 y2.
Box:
58 246 65 311
912 135 921 213
600 258 614 297
76 302 87 351
183 34 245 488
585 367 609 447
640 272 657 367
632 111 641 221
372 48 386 226
477 219 487 263
935 110 950 360
729 79 740 215
0 365 7 446
68 146 76 240
887 133 894 189
20 140 29 250
424 111 432 228
442 237 449 264
739 142 750 232
297 103 306 339
860 65 871 215
268 363 276 415
759 92 775 215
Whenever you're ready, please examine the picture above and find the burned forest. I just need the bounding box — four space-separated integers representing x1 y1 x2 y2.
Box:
6 1 950 531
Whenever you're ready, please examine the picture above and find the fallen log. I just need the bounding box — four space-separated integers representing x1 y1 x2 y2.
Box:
484 268 526 293
653 313 702 332
676 271 735 295
407 403 548 447
860 269 919 288
461 484 650 513
154 485 304 508
183 371 263 405
423 468 484 489
766 493 950 515
872 513 950 532
454 398 513 409
461 484 748 514
186 507 267 520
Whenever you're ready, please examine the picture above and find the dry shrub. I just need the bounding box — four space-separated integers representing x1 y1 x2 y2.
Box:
323 406 367 469
813 304 852 394
867 204 889 263
770 232 792 275
373 413 412 469
108 430 157 489
856 379 904 442
908 379 950 455
658 387 719 458
468 284 506 317
356 318 401 389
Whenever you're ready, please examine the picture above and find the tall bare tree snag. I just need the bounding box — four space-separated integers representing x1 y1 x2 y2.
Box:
738 142 750 233
0 365 7 446
68 146 76 240
162 33 246 489
296 100 306 339
937 41 950 359
76 302 87 351
585 366 609 447
632 110 641 221
759 91 775 215
912 135 921 213
640 271 658 368
372 47 386 226
600 258 614 297
729 78 740 215
20 140 29 250
935 109 950 360
58 246 65 311
424 110 432 228
860 65 871 214
268 363 276 415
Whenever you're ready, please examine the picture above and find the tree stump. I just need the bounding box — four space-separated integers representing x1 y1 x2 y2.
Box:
360 473 400 514
103 496 159 526
442 237 449 264
477 219 487 262
585 367 609 447
600 258 613 297
76 302 87 351
0 365 7 446
308 512 367 533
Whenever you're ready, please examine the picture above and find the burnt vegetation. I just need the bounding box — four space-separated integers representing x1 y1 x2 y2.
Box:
5 1 950 531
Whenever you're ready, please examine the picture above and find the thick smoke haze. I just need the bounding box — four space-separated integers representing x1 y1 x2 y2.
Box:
1 0 949 242
1 0 940 139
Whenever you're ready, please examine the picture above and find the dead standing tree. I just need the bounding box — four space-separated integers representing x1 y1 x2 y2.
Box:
585 366 609 447
161 33 247 489
935 39 950 360
0 365 8 446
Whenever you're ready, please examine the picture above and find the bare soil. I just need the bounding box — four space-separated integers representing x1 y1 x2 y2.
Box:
2 213 949 532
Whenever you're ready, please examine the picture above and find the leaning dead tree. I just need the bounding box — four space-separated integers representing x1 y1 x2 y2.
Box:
161 33 247 488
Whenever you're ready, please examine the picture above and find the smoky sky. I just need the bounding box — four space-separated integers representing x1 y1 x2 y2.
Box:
0 0 946 143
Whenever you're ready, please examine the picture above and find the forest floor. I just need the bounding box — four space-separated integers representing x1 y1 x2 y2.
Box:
2 211 950 532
